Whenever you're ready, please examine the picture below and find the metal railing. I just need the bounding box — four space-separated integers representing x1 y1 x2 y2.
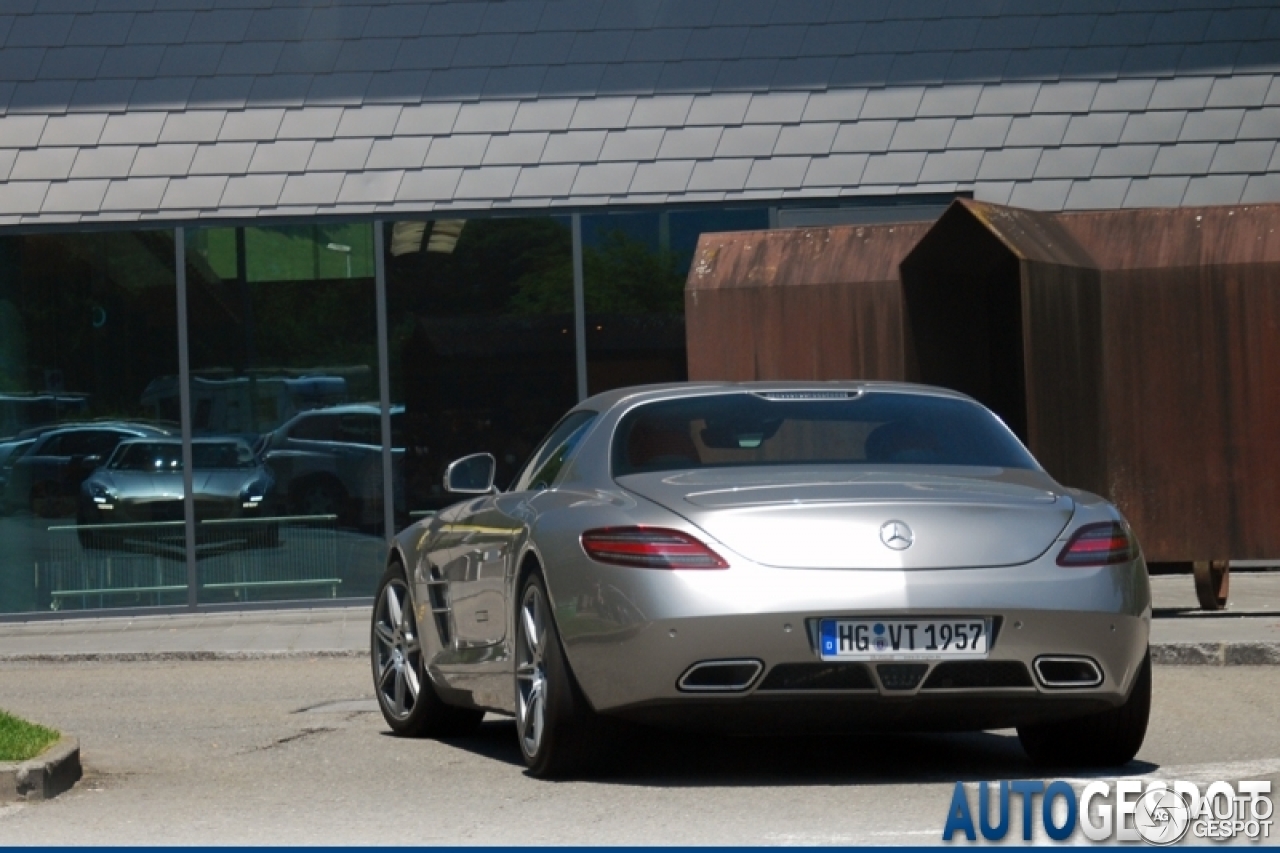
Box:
39 515 341 611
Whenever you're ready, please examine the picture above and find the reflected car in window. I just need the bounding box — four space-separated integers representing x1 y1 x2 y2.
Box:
2 423 172 518
256 404 404 528
370 382 1152 778
77 437 277 550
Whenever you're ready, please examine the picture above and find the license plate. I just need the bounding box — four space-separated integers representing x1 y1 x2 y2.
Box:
819 618 991 661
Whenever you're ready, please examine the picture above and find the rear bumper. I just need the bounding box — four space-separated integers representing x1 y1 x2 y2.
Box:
553 558 1150 725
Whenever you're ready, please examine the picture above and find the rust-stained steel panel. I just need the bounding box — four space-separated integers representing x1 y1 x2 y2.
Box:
686 223 927 382
689 199 1280 564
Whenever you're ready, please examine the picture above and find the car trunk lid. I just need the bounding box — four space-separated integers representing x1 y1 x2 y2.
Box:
616 467 1073 569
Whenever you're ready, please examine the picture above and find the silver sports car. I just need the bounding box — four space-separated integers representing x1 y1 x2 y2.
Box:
371 382 1150 777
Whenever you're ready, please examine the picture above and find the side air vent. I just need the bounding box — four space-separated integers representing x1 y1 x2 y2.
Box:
922 661 1033 689
1034 656 1104 688
677 659 763 692
758 663 875 691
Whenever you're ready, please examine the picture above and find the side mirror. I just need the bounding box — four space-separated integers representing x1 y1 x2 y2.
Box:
444 453 496 495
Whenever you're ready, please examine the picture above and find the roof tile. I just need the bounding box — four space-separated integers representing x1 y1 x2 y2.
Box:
859 86 924 119
919 148 983 182
1242 173 1280 204
335 105 401 139
246 140 313 174
1239 107 1280 142
802 152 869 187
130 143 197 177
306 137 371 171
977 147 1042 180
1182 173 1247 205
482 132 550 165
219 173 286 208
1009 179 1071 210
276 172 342 206
337 170 404 204
628 159 695 192
831 120 896 152
542 130 607 163
424 134 489 167
512 163 579 197
1063 177 1131 210
570 97 636 130
686 93 752 125
628 95 694 128
365 137 429 170
655 126 721 159
916 84 982 117
1122 174 1189 206
1034 145 1100 178
1209 140 1276 173
100 176 167 211
38 111 107 145
1119 111 1186 143
570 161 637 195
773 122 838 155
69 144 137 178
975 82 1041 115
217 108 284 142
396 168 464 201
10 147 77 180
598 127 664 161
1004 113 1070 147
1148 76 1213 110
888 117 954 150
0 181 50 215
99 112 166 146
685 158 752 191
41 178 109 213
455 165 520 199
715 124 780 156
745 156 810 189
860 150 926 184
160 175 227 209
454 100 519 133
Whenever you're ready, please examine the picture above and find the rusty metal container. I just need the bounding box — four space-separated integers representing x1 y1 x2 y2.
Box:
686 223 928 382
688 199 1280 608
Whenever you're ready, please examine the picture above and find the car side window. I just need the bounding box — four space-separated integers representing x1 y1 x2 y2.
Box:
510 411 597 493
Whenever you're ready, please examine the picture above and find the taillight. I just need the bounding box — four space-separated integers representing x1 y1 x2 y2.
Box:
580 527 729 570
1056 522 1137 567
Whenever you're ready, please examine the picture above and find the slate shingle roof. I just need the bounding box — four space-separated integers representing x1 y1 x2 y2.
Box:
0 0 1278 227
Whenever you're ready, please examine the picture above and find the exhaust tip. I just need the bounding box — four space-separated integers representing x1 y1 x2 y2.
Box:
1034 656 1103 688
677 659 763 692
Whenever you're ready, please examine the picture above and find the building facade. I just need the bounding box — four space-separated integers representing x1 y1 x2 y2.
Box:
1 0 1277 615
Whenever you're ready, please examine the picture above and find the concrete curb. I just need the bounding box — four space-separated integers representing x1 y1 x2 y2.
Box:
1150 642 1280 666
0 736 81 802
0 649 366 663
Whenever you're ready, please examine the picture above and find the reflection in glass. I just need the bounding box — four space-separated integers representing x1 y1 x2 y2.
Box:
384 217 577 515
185 223 382 605
579 208 769 396
0 231 179 613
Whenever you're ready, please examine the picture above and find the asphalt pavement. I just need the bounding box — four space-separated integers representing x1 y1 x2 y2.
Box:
1 569 1278 662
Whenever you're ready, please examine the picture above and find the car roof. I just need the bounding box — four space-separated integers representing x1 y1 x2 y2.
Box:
575 380 977 414
286 403 405 419
35 422 171 442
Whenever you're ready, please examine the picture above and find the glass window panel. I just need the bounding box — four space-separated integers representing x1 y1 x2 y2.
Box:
0 230 180 614
580 207 769 397
384 217 577 515
186 222 382 606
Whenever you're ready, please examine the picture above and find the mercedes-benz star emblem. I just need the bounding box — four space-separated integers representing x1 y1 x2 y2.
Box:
880 520 914 550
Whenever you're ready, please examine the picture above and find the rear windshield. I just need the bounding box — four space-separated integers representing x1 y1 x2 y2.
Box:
612 392 1037 475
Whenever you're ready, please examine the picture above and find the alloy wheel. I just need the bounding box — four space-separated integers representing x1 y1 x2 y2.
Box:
373 578 421 721
515 583 548 758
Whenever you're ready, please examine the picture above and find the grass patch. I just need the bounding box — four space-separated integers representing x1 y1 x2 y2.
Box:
0 709 60 762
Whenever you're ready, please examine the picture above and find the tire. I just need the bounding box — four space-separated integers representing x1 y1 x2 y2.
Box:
1018 654 1152 767
514 569 610 778
370 561 484 738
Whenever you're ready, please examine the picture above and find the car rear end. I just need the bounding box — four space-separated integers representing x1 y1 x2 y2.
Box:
544 386 1150 733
